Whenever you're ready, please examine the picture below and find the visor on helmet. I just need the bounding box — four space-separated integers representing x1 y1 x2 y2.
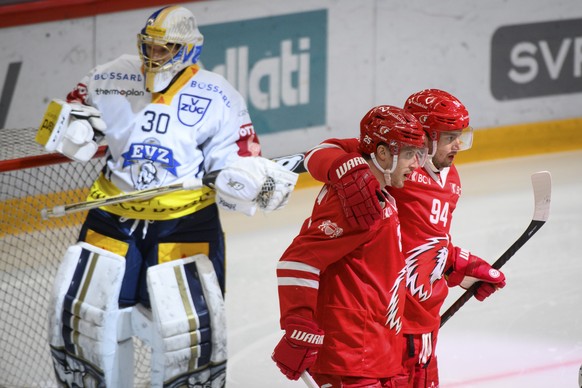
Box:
438 126 473 151
399 145 429 168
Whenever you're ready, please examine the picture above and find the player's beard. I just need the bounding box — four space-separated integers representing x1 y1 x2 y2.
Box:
433 152 456 170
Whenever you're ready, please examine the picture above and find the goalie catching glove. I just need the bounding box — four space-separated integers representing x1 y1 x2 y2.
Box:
214 156 299 216
36 99 106 162
272 316 324 381
446 247 506 301
330 152 382 228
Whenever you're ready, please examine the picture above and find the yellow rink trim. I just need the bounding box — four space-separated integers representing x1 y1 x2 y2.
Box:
2 117 581 235
454 117 582 165
0 189 89 237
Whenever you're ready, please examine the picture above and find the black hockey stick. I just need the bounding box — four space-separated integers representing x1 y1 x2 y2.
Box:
40 153 307 219
440 171 552 327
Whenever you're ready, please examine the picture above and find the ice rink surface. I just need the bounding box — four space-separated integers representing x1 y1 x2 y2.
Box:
220 150 582 388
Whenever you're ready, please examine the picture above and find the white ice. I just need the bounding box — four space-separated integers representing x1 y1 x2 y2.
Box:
221 150 582 388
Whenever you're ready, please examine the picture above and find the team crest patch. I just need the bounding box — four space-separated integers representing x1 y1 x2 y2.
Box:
121 139 181 189
178 94 211 127
318 220 343 238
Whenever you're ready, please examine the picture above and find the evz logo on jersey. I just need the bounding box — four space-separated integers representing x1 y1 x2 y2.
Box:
178 94 211 127
121 142 182 189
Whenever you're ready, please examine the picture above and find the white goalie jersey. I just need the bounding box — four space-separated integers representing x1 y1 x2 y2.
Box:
66 54 261 220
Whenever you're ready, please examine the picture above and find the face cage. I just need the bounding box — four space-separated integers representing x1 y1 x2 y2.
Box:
138 34 184 73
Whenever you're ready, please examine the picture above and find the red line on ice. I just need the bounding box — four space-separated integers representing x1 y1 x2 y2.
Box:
444 358 582 387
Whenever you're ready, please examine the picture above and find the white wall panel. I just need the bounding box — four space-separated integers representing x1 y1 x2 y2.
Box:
1 0 580 158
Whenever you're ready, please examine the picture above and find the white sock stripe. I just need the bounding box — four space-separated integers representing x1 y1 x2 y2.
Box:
277 261 320 275
278 277 319 289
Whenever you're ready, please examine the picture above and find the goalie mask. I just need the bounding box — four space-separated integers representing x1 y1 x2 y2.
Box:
359 105 428 174
138 6 204 93
404 89 473 156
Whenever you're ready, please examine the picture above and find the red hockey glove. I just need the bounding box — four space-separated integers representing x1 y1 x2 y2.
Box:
446 248 506 301
272 316 324 381
329 153 382 229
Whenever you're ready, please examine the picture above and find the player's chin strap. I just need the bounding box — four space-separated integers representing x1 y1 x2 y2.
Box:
370 152 397 187
425 158 440 173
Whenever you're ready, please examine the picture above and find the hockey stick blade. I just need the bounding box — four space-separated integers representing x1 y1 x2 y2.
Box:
40 153 307 219
440 171 551 327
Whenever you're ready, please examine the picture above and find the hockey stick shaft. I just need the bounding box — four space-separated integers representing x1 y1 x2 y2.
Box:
439 171 551 327
40 153 307 219
40 178 204 219
440 220 544 326
301 371 319 388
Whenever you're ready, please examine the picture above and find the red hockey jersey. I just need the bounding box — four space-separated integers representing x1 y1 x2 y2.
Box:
305 138 462 334
277 183 406 378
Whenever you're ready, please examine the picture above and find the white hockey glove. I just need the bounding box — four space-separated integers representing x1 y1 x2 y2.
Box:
214 156 299 216
36 99 106 162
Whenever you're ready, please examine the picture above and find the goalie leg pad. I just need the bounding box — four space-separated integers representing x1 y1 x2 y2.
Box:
146 254 227 387
49 242 133 387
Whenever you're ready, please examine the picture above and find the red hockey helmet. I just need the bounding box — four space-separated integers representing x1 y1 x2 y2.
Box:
359 105 426 157
404 89 472 151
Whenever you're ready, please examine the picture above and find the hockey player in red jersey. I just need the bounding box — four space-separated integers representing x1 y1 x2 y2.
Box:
304 89 506 388
272 105 429 387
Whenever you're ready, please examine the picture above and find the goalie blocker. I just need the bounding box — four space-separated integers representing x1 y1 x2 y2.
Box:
49 242 227 387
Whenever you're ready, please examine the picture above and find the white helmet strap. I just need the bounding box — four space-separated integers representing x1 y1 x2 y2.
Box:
370 152 398 187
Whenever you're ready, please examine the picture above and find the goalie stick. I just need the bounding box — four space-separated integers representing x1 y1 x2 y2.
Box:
40 153 307 219
440 171 552 327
